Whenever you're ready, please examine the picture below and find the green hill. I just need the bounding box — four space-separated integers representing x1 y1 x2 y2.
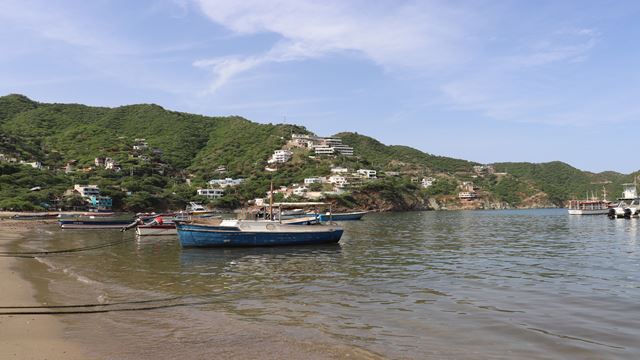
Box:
336 132 477 173
0 94 636 211
493 161 635 202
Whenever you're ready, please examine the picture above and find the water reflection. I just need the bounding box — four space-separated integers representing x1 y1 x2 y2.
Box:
18 209 640 359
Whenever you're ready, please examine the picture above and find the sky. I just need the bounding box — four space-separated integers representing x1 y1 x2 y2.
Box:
1 0 640 173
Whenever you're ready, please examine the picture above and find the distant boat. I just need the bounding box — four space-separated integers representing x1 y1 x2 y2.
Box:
567 187 611 215
135 214 178 236
608 183 640 219
59 218 134 229
186 202 217 216
176 218 343 247
10 212 59 220
136 223 177 236
566 200 610 215
316 211 367 222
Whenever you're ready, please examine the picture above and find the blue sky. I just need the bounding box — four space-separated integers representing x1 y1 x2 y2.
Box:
1 0 639 173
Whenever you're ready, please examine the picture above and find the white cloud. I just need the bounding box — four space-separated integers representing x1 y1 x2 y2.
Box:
507 28 599 67
193 0 474 91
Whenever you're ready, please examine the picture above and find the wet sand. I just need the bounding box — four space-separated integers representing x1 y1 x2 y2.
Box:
0 219 384 359
0 222 89 360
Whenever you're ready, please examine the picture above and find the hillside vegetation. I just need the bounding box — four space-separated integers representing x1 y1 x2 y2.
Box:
0 94 636 211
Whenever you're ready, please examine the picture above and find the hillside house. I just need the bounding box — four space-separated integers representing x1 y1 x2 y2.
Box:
330 167 348 173
208 178 244 187
458 191 478 200
328 175 349 188
421 177 435 188
304 177 324 184
72 184 112 210
197 188 225 199
290 134 354 156
293 186 308 196
105 158 121 171
268 150 293 164
473 165 495 175
357 169 377 179
74 184 101 197
20 160 42 169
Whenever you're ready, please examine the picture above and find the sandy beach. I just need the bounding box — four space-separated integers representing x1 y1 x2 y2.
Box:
0 221 89 360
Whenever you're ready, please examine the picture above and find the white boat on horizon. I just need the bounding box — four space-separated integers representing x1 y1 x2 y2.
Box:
608 183 640 219
567 187 611 215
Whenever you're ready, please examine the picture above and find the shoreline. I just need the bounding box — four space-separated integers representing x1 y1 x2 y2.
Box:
0 223 88 360
0 219 384 359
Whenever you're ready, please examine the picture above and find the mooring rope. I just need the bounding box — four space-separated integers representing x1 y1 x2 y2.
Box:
0 234 134 258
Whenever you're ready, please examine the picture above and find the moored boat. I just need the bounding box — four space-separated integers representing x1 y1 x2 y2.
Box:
567 187 611 215
136 223 177 236
186 202 217 216
135 214 178 236
176 218 343 247
59 218 134 229
317 211 367 222
608 183 640 219
10 212 59 220
566 200 610 215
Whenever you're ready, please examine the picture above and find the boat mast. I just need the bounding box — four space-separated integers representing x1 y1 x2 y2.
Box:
269 181 274 221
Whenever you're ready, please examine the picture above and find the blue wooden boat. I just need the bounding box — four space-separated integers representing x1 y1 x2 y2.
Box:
176 218 343 247
317 211 367 222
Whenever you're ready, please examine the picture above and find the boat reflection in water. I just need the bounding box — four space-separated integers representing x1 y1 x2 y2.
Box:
179 244 343 270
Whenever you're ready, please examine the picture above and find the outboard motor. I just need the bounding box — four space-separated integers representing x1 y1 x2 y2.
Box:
608 208 617 219
624 208 632 219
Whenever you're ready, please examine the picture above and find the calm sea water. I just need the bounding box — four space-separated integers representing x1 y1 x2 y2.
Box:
15 209 640 359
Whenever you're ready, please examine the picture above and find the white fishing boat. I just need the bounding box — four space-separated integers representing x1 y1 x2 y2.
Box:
608 184 640 219
136 223 177 236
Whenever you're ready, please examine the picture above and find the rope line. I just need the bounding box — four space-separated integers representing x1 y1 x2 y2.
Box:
0 294 186 309
0 236 133 257
0 299 223 316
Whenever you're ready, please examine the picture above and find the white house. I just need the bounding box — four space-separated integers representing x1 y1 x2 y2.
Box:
105 158 120 171
458 191 478 200
268 150 293 164
20 161 42 169
304 177 324 184
197 188 225 199
208 178 244 187
328 175 349 188
330 167 348 173
421 177 435 188
293 186 308 196
357 169 377 179
314 145 335 155
74 184 100 197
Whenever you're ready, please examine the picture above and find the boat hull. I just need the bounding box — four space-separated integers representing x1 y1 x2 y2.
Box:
317 212 367 222
176 223 343 247
567 209 609 215
136 225 177 236
59 219 133 229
